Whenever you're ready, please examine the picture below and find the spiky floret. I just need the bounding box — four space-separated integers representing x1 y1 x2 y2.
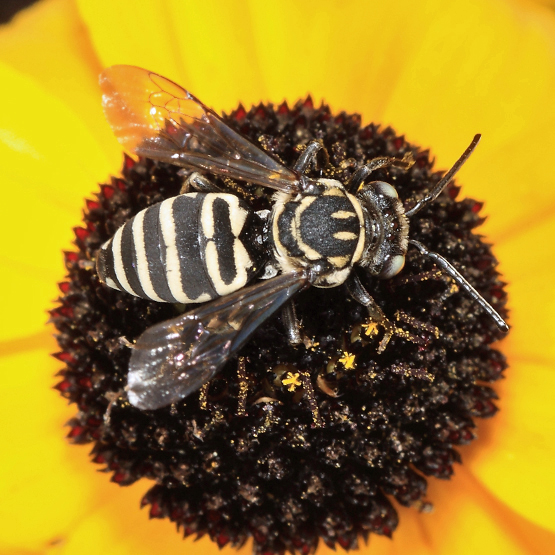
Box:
52 97 508 555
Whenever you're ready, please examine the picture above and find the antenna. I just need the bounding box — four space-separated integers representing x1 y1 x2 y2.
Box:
409 240 509 332
405 134 481 218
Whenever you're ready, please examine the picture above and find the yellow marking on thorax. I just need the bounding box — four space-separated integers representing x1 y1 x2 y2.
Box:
322 188 346 196
333 231 358 241
345 192 366 265
328 255 350 268
332 210 357 219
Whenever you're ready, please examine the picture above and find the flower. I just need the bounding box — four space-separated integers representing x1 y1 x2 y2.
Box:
1 0 554 554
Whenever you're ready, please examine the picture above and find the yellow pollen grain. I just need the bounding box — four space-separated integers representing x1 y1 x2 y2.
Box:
282 372 302 391
362 322 379 337
339 352 356 370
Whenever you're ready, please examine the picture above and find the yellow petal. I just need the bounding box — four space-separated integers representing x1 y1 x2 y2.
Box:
461 169 555 531
466 359 555 533
496 214 555 365
0 0 120 168
0 62 113 211
76 0 188 86
0 258 61 344
463 120 555 242
156 0 267 110
527 0 555 8
424 466 555 555
0 346 96 551
247 1 427 117
382 0 555 138
61 482 223 555
75 0 269 111
0 62 115 341
376 0 555 241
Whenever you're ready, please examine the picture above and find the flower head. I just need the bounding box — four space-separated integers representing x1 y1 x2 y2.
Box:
51 95 509 553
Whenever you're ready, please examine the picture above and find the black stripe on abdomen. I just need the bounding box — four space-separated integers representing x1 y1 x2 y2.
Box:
142 203 178 303
171 195 217 302
212 197 237 285
120 219 147 299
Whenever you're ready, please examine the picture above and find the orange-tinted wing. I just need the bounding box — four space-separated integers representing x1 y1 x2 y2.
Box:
100 65 301 193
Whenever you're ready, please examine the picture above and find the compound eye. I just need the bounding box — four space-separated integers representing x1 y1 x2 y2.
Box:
379 254 405 279
373 181 399 199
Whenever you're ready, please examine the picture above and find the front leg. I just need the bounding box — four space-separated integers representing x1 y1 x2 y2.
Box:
346 273 394 353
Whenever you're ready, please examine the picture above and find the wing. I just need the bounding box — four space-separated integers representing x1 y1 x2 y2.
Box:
100 65 301 193
126 271 308 410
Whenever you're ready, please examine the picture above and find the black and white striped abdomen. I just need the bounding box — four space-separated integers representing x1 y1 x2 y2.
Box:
96 193 258 303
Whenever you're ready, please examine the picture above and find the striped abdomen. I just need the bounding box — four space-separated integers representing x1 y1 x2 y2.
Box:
96 193 259 303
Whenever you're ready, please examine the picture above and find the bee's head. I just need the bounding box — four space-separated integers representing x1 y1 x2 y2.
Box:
356 181 409 279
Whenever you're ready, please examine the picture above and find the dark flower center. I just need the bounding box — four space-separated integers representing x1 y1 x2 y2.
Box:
52 98 508 555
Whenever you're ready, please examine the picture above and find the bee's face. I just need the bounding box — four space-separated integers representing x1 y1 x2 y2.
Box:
356 180 409 278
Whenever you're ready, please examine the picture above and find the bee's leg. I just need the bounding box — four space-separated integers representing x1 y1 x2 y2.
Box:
346 273 394 353
281 301 303 345
294 140 326 174
179 171 224 194
347 152 414 193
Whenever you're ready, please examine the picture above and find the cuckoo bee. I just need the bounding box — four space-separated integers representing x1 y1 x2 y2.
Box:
97 65 508 411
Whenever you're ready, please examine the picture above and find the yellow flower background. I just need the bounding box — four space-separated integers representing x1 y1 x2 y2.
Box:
1 0 554 553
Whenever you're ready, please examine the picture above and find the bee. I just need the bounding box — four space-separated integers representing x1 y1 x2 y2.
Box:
97 65 508 411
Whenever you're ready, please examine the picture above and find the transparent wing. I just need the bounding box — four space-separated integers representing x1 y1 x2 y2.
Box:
100 65 301 193
127 271 308 410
